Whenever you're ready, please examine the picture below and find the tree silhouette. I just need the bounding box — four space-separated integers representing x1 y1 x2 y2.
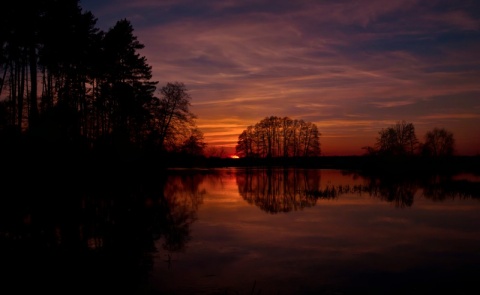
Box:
1 1 99 135
148 81 197 152
205 145 226 158
97 19 157 150
421 127 455 157
375 120 418 156
363 122 459 170
1 1 208 166
180 128 207 156
236 116 321 158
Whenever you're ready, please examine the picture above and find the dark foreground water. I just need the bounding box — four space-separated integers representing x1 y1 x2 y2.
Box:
1 168 479 294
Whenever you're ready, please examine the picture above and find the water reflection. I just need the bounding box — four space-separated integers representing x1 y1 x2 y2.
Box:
421 174 480 200
236 168 320 213
160 171 205 252
0 170 204 293
350 171 480 206
235 168 480 212
154 169 480 294
2 168 479 294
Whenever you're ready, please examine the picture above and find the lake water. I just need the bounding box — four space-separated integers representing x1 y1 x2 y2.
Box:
1 168 479 294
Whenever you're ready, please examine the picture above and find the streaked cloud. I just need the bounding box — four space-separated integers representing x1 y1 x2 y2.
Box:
420 113 480 120
81 0 480 155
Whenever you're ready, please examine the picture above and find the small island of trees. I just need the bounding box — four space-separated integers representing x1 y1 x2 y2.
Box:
363 120 456 158
236 116 321 158
228 118 475 173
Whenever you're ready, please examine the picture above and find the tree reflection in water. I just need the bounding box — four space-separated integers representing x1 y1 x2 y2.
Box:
236 168 321 213
421 174 480 201
0 169 204 294
160 170 205 252
354 171 480 207
235 168 480 212
2 168 479 293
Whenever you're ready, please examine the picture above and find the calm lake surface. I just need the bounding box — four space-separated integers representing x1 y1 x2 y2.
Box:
2 168 479 294
150 168 480 295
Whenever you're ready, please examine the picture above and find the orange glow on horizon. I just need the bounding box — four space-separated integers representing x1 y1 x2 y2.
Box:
79 0 480 158
201 119 480 156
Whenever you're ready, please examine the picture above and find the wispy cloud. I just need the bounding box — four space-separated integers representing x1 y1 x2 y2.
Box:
81 0 480 155
420 113 480 120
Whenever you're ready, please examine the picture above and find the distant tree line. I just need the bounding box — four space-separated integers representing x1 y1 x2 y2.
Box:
0 0 205 163
236 116 321 158
364 120 455 157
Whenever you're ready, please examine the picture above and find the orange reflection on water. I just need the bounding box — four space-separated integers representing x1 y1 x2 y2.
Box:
153 168 480 294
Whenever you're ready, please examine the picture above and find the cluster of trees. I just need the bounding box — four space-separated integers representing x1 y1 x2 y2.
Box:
364 120 455 157
0 0 205 162
236 116 321 158
0 1 463 167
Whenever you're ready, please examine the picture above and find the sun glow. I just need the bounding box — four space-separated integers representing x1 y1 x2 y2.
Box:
230 155 240 159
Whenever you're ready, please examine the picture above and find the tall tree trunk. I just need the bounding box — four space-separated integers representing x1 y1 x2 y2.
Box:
28 45 38 129
10 62 17 127
17 58 25 132
0 62 8 96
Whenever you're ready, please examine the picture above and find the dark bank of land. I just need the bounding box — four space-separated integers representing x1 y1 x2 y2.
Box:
3 142 479 184
184 154 480 174
5 143 480 173
3 136 479 186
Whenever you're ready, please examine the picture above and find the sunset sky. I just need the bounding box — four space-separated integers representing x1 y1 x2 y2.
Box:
80 0 480 156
